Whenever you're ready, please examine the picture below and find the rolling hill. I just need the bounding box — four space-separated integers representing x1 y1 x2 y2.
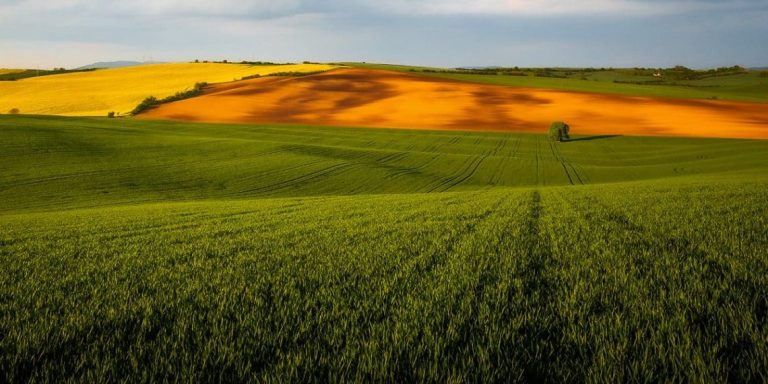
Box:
345 62 768 102
0 62 336 117
0 114 765 212
0 68 24 75
1 114 766 381
141 68 768 139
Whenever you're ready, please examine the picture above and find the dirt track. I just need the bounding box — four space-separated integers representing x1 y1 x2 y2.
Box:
142 68 768 139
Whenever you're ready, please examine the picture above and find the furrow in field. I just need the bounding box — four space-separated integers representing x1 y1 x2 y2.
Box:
236 162 364 195
423 155 487 192
549 141 574 185
551 141 586 185
0 145 292 191
356 192 524 380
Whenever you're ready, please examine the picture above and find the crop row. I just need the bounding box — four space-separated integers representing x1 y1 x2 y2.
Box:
2 176 766 381
1 116 766 213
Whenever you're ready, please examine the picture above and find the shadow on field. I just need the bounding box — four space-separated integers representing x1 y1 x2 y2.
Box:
567 135 622 142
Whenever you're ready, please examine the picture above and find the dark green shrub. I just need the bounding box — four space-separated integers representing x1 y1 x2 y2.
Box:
548 121 570 142
8 108 19 114
131 96 159 115
107 111 116 118
130 82 208 115
161 82 207 103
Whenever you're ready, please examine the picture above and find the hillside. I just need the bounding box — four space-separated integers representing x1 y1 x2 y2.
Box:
2 115 766 212
1 115 766 381
142 68 768 139
0 62 336 116
0 68 24 75
345 63 768 102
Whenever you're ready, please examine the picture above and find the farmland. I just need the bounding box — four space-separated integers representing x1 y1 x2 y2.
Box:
143 68 768 139
0 62 335 117
2 115 767 212
0 69 24 76
345 62 768 102
1 115 767 381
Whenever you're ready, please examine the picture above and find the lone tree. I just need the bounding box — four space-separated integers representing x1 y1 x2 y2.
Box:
548 121 570 142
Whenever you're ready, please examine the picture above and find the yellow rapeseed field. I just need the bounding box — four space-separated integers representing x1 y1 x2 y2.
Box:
0 63 336 116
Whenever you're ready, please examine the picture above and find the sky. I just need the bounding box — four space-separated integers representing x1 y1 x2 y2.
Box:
0 0 766 69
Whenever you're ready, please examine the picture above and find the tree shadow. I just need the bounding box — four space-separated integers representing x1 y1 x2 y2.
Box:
566 135 622 142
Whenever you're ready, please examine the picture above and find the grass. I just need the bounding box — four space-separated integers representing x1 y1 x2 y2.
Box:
0 63 336 117
1 115 767 381
1 115 765 212
343 62 768 102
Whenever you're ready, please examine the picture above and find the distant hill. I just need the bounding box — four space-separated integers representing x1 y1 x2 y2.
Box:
76 61 162 70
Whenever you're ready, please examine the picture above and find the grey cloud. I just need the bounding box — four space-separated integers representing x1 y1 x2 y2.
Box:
0 0 765 69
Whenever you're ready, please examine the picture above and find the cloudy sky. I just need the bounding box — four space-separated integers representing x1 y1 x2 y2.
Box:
1 0 766 69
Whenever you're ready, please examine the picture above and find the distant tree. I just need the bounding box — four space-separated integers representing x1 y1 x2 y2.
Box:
548 121 570 142
8 108 19 114
194 59 199 63
107 111 116 118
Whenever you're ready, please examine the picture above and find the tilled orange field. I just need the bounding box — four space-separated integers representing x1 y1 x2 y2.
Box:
143 68 768 139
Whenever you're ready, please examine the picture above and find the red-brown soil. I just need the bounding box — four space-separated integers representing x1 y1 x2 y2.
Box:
142 68 768 139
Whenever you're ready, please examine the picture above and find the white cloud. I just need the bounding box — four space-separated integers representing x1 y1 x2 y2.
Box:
2 0 764 19
371 0 765 16
112 0 304 16
0 0 765 68
0 0 305 18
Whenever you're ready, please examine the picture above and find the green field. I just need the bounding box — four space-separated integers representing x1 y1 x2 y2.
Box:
1 115 767 381
344 62 768 102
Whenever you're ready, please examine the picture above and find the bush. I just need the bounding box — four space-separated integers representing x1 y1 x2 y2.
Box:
130 82 208 116
161 82 207 103
8 108 19 114
107 111 116 118
130 96 159 115
549 121 570 142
